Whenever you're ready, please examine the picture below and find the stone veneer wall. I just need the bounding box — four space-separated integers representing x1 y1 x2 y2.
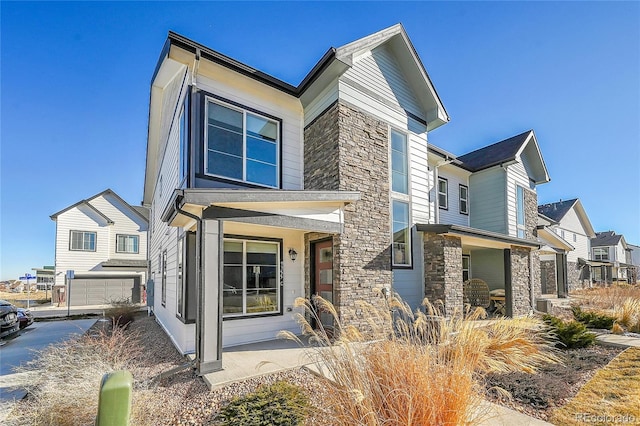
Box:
523 188 542 301
303 100 392 330
510 246 533 315
540 260 557 294
567 261 583 291
423 233 463 316
523 188 538 240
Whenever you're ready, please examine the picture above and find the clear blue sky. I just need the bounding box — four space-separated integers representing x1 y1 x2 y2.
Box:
1 1 638 280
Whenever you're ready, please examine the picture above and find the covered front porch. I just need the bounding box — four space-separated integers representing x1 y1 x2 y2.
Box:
162 188 359 375
417 224 541 318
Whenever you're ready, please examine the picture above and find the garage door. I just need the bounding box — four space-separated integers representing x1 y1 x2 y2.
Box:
69 276 141 306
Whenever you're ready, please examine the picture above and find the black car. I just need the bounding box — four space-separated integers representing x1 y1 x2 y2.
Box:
17 307 34 329
0 299 20 339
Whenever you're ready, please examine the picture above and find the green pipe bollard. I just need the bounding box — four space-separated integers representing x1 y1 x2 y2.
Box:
96 370 133 426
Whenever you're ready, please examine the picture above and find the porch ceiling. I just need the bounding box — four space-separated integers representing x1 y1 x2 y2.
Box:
162 188 360 233
416 223 540 250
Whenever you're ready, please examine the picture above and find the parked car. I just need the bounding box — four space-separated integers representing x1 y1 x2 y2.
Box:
17 307 34 329
0 299 19 338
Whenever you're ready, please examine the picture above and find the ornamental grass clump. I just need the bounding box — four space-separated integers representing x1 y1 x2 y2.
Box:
280 294 559 426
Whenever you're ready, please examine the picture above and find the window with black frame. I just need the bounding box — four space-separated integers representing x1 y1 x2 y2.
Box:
223 239 280 317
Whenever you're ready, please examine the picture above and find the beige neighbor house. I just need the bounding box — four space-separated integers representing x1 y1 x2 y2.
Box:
50 189 149 306
143 24 551 375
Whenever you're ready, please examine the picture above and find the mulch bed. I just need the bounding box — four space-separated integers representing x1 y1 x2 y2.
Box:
484 345 625 422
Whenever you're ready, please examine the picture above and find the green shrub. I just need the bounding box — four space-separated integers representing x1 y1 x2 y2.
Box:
216 381 309 426
104 298 138 328
543 314 596 349
571 305 616 329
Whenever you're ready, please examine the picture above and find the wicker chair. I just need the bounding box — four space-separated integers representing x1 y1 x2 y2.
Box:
463 278 491 309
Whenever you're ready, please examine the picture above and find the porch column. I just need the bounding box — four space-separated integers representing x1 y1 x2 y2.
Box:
423 233 463 317
197 219 223 374
506 246 533 316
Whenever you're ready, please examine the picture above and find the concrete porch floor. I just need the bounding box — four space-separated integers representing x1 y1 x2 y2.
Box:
202 337 317 389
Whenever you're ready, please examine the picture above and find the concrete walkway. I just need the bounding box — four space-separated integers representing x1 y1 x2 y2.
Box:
595 332 640 348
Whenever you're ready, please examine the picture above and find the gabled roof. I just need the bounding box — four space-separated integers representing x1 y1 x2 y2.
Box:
50 189 148 223
456 130 550 184
591 231 626 248
538 199 577 222
538 198 595 237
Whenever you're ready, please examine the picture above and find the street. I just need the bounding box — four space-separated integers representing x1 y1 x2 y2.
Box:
0 319 97 405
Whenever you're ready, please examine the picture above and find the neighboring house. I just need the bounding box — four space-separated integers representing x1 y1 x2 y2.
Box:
144 24 549 375
590 231 634 284
537 198 596 293
628 243 640 284
32 266 55 290
50 189 149 306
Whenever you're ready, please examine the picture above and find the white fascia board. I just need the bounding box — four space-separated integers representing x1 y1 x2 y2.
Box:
572 200 596 237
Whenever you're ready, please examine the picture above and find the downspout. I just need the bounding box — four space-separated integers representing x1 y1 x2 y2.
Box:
174 197 204 372
433 158 454 224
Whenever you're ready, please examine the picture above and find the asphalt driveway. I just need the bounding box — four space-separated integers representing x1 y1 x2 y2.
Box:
0 318 97 404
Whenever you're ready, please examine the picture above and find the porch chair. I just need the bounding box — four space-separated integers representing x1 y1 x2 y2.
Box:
463 278 491 310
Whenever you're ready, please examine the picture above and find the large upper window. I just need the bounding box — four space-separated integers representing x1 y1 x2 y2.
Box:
116 235 139 254
392 200 411 267
438 177 448 210
70 231 96 251
223 239 280 317
594 247 609 261
391 130 408 194
206 100 279 188
516 185 526 238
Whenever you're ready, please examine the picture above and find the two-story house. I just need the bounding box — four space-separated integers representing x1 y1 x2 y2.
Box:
50 189 148 306
144 24 550 375
590 231 634 283
537 198 596 293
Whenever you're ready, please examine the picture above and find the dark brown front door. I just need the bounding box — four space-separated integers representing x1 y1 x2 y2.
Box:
313 240 334 330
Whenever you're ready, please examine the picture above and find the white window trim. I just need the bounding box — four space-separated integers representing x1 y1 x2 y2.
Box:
204 97 280 189
69 230 96 252
116 234 139 254
438 177 448 210
223 238 281 318
459 184 469 215
594 247 609 261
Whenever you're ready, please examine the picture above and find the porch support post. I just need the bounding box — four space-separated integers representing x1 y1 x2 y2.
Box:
503 249 513 317
197 219 223 374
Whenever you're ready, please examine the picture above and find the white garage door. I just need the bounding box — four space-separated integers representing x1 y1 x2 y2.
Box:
69 276 141 306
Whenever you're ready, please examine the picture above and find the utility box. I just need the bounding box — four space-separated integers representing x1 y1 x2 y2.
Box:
536 299 552 313
96 370 133 426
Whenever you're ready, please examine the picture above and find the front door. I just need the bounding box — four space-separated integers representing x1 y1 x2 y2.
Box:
313 240 334 330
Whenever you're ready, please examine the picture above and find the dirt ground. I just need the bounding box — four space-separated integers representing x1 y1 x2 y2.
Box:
0 290 50 306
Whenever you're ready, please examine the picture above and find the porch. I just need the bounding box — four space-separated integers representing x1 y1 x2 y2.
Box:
417 224 541 317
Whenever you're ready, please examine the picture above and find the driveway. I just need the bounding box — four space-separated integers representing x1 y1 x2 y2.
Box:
0 318 97 406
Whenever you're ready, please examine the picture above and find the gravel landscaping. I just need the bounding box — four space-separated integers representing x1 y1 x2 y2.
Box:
12 313 630 425
119 315 333 426
132 315 632 425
